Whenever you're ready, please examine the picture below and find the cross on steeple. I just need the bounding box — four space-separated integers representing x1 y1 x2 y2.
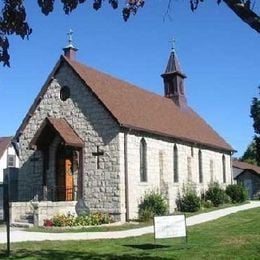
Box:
92 146 104 169
63 29 78 60
67 29 74 47
169 38 176 52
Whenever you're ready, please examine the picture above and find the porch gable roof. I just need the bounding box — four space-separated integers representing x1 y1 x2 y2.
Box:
30 117 84 149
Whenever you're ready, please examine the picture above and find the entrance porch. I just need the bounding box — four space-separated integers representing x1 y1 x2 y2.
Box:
29 117 84 203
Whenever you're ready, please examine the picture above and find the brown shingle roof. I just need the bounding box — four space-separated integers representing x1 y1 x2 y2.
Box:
233 160 260 175
0 136 12 159
65 56 233 152
30 117 84 149
15 55 233 152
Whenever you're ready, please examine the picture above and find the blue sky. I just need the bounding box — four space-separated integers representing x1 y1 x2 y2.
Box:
0 1 259 157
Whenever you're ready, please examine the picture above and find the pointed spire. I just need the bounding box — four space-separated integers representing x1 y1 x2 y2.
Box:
63 29 78 60
161 42 187 108
164 43 185 77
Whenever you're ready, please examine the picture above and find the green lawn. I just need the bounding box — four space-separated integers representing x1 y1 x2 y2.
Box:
1 207 260 259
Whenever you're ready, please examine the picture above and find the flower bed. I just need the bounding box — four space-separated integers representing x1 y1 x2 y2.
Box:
44 212 112 227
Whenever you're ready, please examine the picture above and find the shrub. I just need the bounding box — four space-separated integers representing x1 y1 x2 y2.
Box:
138 208 154 222
176 184 201 212
202 200 213 209
205 182 226 207
52 213 75 227
224 193 232 204
253 191 260 200
50 212 111 227
226 184 248 203
138 190 168 221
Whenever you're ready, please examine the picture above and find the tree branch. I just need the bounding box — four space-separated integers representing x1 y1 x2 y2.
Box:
223 0 260 33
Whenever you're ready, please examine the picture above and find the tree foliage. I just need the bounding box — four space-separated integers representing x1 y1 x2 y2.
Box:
241 140 257 165
0 0 259 67
250 88 260 165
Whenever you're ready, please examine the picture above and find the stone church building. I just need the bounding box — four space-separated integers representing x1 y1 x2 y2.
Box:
14 40 233 223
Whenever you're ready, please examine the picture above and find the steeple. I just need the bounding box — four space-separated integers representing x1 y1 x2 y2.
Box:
161 43 187 108
63 29 78 60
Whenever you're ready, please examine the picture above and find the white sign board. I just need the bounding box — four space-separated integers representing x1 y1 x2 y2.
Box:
154 215 186 239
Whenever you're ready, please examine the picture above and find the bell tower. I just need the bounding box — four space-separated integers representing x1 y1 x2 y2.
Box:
161 43 187 108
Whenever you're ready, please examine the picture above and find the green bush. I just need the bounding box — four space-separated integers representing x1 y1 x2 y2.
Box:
138 190 168 221
138 208 154 222
205 182 226 207
226 184 248 203
224 193 232 204
202 200 213 209
253 191 260 200
176 184 201 212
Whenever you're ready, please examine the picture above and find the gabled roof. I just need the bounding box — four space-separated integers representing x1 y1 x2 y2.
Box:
0 136 12 159
30 117 84 149
15 55 233 152
233 160 260 176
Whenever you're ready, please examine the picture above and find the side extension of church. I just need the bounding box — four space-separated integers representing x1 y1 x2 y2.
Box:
14 43 233 223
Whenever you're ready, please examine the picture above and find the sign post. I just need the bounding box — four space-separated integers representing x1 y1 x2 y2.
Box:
3 172 10 256
154 215 187 248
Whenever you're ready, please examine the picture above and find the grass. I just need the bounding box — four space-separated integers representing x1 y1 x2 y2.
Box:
0 207 260 259
184 201 249 217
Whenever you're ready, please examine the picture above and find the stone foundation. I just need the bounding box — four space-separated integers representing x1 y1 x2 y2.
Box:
10 201 77 226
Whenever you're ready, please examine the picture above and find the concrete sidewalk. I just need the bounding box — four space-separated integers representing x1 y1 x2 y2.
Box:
0 201 259 243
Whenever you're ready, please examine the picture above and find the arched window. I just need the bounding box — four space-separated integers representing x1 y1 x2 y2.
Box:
210 159 214 182
187 157 192 182
198 150 203 183
173 144 178 183
222 155 226 183
140 138 147 182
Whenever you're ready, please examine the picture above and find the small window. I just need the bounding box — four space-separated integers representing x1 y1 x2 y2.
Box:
140 138 147 182
173 144 178 183
187 157 192 182
60 86 70 101
210 159 214 182
7 154 16 168
222 155 226 183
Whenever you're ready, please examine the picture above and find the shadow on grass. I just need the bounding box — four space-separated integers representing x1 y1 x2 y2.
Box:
124 243 171 250
0 249 172 259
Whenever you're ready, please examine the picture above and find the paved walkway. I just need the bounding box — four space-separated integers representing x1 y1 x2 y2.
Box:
0 201 260 243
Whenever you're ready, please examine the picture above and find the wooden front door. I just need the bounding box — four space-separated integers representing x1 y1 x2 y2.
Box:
56 146 74 201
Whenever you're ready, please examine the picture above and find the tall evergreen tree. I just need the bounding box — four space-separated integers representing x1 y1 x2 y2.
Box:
240 140 257 165
250 88 260 165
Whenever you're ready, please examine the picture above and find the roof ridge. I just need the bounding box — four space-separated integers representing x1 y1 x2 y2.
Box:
64 56 175 103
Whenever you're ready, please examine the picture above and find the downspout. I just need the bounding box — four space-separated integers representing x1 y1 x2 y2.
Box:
124 131 130 222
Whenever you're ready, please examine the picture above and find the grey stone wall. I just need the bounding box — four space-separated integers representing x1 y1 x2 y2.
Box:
18 62 121 219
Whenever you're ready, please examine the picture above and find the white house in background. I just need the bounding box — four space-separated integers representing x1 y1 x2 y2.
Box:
0 136 19 183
